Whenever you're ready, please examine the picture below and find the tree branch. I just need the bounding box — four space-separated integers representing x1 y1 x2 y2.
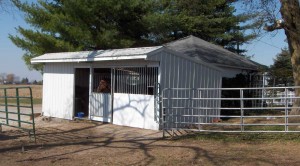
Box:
263 19 285 31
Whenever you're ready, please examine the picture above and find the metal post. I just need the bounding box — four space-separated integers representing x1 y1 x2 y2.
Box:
16 88 21 127
161 90 166 138
4 89 8 125
88 66 93 120
285 88 288 132
162 89 165 138
29 87 36 143
240 89 244 131
111 68 115 123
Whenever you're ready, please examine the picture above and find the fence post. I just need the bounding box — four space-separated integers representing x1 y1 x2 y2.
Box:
162 89 165 138
4 89 8 125
240 89 244 132
285 87 288 132
16 88 21 127
29 87 36 142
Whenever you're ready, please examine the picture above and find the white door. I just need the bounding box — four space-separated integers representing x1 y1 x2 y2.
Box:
89 92 112 122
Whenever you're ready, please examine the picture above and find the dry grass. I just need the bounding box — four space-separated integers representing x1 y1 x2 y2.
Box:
0 85 42 99
200 117 300 132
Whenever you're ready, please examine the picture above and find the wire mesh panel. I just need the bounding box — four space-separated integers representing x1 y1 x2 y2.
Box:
115 67 158 95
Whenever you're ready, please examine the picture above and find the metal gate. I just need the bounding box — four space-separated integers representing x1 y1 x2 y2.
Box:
0 87 36 142
162 87 300 136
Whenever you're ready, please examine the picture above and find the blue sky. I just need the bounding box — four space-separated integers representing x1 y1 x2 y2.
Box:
0 1 288 82
0 6 42 82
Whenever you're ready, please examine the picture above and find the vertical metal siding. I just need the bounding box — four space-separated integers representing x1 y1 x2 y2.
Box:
42 63 89 120
148 51 222 126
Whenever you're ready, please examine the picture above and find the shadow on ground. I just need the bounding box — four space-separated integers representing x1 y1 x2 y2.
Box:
0 120 289 165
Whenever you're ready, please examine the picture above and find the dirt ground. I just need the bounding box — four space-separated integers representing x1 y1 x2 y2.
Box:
1 118 300 166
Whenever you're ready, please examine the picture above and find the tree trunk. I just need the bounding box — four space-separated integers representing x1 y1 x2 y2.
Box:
279 0 300 118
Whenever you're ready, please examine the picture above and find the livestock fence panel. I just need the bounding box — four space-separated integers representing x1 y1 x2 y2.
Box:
161 87 300 136
0 87 36 142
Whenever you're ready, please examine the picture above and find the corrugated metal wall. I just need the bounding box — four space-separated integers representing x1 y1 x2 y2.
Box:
42 63 89 120
148 51 222 128
148 51 221 89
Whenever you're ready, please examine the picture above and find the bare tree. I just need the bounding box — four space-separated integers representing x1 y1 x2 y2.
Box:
6 73 15 84
0 73 6 84
241 0 300 115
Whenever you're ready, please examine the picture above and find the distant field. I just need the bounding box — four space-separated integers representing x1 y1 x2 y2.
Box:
0 85 42 104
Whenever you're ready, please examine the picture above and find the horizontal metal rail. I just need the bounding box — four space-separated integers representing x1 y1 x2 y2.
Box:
0 87 36 142
162 107 299 110
162 86 300 90
162 86 300 135
165 128 300 133
162 114 300 118
162 97 300 100
0 96 32 99
0 104 33 108
0 110 33 116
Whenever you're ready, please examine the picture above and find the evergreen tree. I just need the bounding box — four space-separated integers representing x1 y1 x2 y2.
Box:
10 0 256 72
268 48 293 86
21 77 29 84
144 0 256 54
10 0 153 71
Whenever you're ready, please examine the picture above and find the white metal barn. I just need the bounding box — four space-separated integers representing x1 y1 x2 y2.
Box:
31 36 258 130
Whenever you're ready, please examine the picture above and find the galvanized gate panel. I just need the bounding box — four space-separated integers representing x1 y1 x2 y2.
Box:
162 87 300 136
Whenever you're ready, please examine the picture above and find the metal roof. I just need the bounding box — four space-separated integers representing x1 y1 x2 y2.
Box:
31 46 162 63
164 35 259 70
31 36 259 71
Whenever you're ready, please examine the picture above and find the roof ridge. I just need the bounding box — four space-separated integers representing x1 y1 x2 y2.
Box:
42 46 162 55
164 35 259 70
190 37 257 66
163 35 195 46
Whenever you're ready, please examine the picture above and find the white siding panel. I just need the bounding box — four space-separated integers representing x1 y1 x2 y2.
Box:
90 92 111 122
113 93 159 130
43 63 88 120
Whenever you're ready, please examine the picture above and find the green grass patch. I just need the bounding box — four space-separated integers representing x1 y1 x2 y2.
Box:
181 132 300 142
244 125 286 131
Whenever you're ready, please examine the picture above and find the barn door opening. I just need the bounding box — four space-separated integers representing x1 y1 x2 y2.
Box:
89 68 112 122
74 68 90 118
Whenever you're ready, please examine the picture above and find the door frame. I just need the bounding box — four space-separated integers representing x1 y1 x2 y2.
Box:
89 67 114 123
73 65 92 119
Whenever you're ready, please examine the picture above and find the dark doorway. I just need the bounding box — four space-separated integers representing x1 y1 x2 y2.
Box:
74 68 90 118
93 68 112 93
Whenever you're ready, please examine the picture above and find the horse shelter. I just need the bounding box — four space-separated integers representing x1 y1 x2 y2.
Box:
31 36 259 130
